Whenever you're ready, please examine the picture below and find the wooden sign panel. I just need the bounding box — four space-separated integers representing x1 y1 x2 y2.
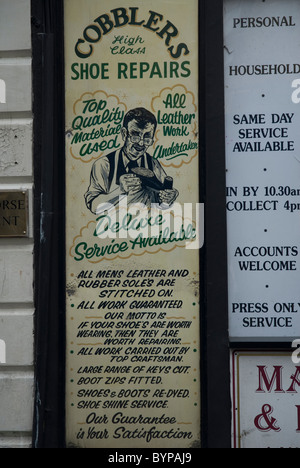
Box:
224 0 300 342
64 0 200 448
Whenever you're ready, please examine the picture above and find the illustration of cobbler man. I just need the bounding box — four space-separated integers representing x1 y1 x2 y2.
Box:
85 107 179 214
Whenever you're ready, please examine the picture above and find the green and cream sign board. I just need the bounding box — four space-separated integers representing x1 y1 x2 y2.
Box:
64 0 200 448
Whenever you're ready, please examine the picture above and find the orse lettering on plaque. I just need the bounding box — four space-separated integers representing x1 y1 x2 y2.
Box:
0 191 28 237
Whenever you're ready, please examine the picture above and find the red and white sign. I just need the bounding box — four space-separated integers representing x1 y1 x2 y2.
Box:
232 350 300 448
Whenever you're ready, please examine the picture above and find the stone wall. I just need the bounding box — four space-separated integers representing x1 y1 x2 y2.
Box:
0 0 34 448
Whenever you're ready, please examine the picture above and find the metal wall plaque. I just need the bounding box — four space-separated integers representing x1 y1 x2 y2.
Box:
0 190 28 238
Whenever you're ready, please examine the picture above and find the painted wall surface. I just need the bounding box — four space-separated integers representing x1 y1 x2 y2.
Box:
0 0 34 449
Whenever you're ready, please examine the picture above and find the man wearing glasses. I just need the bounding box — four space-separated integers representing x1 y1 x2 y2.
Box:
85 107 179 214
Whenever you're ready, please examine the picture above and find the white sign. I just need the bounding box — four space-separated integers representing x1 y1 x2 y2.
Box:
224 0 300 341
232 350 300 448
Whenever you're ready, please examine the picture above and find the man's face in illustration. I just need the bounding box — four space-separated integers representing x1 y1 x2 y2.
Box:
122 119 155 161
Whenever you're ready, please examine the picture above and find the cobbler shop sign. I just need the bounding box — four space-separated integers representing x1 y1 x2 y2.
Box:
64 0 200 448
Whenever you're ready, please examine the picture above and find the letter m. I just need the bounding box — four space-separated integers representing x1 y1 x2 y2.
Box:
256 366 284 393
